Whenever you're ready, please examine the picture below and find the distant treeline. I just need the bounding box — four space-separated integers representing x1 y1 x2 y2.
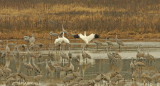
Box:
0 0 160 34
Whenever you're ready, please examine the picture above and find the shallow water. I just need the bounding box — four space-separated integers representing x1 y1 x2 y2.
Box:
0 41 160 86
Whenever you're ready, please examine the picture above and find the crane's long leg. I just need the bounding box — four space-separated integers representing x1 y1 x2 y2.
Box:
86 45 88 50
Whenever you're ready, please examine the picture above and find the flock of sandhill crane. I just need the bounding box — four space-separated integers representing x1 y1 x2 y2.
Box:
0 25 159 86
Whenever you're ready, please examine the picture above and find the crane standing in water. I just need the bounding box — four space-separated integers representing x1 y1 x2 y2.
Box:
115 35 124 51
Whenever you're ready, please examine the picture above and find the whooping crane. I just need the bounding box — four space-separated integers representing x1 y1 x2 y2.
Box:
73 31 99 49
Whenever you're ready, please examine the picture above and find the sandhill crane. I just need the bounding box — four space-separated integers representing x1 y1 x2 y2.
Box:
68 50 72 62
136 44 145 61
12 44 20 62
152 72 160 84
75 54 81 63
102 73 111 85
81 63 91 77
32 57 41 74
6 40 10 54
73 31 99 49
4 58 10 68
68 77 83 86
69 61 74 72
82 50 91 63
93 40 102 50
33 74 43 84
107 50 115 64
1 51 6 65
5 77 17 86
94 73 104 86
45 59 52 76
24 36 30 43
60 51 69 65
29 34 35 45
49 31 59 43
106 37 114 51
50 60 59 67
78 80 95 86
63 64 74 75
141 73 152 85
130 58 135 74
110 73 123 85
2 67 12 77
3 58 12 76
132 69 139 80
49 24 68 39
0 40 4 48
73 67 81 77
131 78 138 86
63 73 76 86
137 51 145 60
0 67 4 77
144 51 155 65
21 44 28 51
115 35 124 51
23 57 33 75
50 60 62 75
134 60 145 74
112 52 122 59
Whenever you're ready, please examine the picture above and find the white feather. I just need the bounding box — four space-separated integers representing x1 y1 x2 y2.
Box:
78 32 96 44
54 36 70 44
78 34 88 44
87 34 95 42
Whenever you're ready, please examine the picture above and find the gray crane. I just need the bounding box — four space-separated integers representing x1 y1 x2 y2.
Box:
49 24 68 43
106 37 114 51
115 35 124 51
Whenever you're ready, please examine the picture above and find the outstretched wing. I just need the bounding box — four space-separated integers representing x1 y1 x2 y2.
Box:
73 34 80 38
78 34 88 43
87 34 96 42
63 37 70 44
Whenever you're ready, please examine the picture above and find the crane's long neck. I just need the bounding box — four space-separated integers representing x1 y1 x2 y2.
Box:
15 45 19 52
116 35 118 42
26 47 29 53
32 34 34 37
71 30 74 35
45 59 48 66
6 40 8 45
62 32 64 38
32 57 35 65
84 31 86 36
62 24 64 31
77 67 80 72
29 57 31 64
137 45 141 52
116 35 118 40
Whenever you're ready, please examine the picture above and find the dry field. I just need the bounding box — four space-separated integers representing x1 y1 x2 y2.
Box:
0 0 160 40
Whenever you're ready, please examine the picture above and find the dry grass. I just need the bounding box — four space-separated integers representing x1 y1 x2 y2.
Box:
0 0 160 40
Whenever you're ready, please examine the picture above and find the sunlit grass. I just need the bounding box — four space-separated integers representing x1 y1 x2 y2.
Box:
0 2 160 40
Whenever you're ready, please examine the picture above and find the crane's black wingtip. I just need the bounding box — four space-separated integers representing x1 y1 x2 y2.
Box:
95 34 99 38
73 34 79 38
